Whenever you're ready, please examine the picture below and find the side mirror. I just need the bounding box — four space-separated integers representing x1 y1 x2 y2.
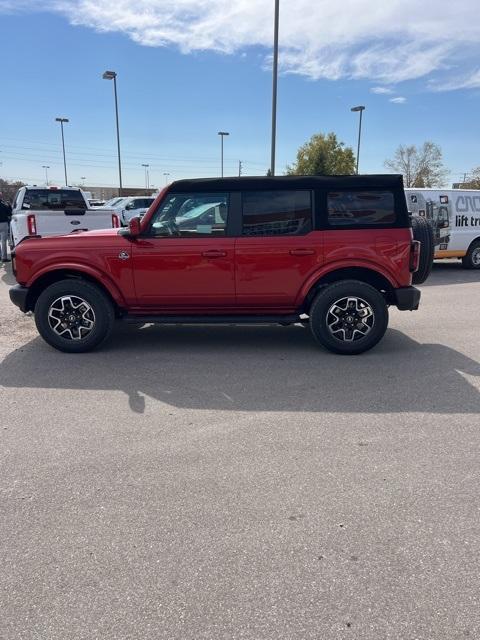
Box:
129 216 141 237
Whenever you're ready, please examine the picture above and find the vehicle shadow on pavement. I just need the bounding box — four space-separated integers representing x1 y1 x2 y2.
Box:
1 325 479 414
1 265 16 286
423 262 480 287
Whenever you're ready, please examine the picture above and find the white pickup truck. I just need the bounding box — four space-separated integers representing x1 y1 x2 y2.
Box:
9 186 120 248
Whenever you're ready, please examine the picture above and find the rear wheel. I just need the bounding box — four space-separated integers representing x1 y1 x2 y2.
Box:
411 216 434 284
34 279 114 352
309 280 389 355
461 240 480 269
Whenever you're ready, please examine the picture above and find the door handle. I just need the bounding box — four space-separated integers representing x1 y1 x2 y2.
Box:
289 248 315 256
202 250 227 258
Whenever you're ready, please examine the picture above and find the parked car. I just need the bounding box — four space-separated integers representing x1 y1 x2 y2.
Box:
9 186 120 249
115 197 156 226
9 175 424 355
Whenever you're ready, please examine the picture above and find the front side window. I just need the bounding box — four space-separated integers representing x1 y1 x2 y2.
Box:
22 189 85 211
242 190 312 236
327 191 395 226
149 193 228 237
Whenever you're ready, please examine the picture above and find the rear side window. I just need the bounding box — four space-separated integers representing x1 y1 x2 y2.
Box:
327 191 395 226
242 190 312 236
22 189 85 211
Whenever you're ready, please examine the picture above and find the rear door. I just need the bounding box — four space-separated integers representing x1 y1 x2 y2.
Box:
234 189 321 311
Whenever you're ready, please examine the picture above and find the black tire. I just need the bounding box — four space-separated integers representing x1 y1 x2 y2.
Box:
309 280 389 355
34 279 115 353
411 216 434 284
461 240 480 269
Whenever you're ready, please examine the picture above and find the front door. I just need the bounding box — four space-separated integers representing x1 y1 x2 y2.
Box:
131 191 235 312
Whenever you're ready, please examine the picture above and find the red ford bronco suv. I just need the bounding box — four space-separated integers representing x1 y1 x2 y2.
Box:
9 175 423 355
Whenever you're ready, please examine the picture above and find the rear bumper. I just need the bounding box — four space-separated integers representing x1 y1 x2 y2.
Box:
9 285 29 313
393 286 421 311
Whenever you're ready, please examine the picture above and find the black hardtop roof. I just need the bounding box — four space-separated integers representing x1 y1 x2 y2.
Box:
168 174 404 193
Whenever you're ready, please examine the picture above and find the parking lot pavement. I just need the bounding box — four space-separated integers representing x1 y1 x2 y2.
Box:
1 261 479 640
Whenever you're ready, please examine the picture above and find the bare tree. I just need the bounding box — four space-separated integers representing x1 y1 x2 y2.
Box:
0 178 25 204
385 142 448 188
462 167 480 189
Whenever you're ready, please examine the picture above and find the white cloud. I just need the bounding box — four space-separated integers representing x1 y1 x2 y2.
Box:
430 69 480 91
389 96 407 104
371 87 394 95
3 0 480 86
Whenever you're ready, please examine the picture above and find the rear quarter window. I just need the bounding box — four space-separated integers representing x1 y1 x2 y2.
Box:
327 191 395 227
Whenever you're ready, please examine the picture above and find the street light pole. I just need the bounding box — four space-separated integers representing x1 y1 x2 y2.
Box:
270 0 280 176
103 70 123 196
351 105 365 174
163 172 170 185
55 118 69 185
42 165 50 186
141 164 150 190
218 132 229 177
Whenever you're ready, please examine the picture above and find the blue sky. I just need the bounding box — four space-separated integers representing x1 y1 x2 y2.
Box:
0 1 479 189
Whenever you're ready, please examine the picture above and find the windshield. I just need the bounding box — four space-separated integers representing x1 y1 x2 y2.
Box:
105 197 123 207
111 198 129 209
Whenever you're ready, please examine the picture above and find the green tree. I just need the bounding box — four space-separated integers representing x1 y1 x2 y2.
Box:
286 132 355 176
384 142 448 187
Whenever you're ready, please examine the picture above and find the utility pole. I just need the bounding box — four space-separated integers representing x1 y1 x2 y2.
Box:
238 160 243 177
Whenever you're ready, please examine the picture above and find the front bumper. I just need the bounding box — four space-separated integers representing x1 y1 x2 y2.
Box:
9 285 30 313
393 286 421 311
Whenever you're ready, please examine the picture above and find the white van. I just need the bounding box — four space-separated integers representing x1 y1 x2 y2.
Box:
9 186 120 248
405 188 480 269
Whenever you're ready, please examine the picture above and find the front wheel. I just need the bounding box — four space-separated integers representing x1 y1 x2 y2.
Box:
34 279 115 352
462 240 480 269
309 280 389 355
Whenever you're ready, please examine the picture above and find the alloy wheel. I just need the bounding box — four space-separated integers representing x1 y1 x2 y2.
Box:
47 295 96 341
327 296 374 342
